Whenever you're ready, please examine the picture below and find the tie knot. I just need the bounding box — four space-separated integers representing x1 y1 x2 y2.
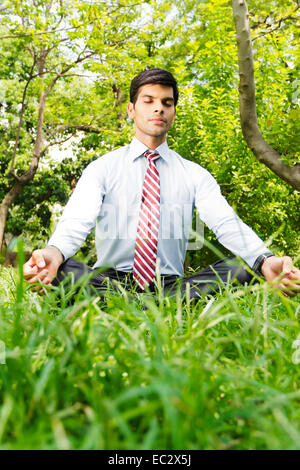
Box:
145 150 160 163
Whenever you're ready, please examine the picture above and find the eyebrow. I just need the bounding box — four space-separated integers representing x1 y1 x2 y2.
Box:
141 94 174 102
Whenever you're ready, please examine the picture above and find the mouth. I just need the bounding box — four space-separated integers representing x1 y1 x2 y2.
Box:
149 118 166 125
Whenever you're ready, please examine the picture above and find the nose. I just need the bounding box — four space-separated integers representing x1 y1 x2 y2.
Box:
154 101 164 114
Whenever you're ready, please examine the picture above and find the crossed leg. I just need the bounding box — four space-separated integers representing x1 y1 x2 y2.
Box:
52 256 254 302
163 256 254 299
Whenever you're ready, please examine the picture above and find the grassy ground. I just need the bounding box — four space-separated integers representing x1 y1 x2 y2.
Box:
0 261 300 450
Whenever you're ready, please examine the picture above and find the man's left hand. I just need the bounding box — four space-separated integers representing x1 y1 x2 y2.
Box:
261 256 300 297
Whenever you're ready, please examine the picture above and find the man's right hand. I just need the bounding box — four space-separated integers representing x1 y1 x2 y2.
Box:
23 245 64 286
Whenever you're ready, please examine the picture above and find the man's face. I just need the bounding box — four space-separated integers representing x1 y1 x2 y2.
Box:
127 84 176 141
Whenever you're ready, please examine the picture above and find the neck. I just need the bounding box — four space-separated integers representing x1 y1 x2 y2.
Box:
134 132 166 150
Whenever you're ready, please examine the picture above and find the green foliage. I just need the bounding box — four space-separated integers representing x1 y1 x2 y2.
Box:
0 0 299 267
0 262 300 449
169 86 300 269
1 0 299 451
0 0 161 247
165 0 300 267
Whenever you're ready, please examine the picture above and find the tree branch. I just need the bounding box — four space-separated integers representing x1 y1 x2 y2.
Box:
232 0 300 191
40 131 77 158
9 58 37 180
0 22 93 40
251 4 299 40
44 50 97 97
49 124 118 134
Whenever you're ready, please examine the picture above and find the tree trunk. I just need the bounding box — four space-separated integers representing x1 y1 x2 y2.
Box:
232 0 300 191
0 182 24 252
112 84 123 128
0 60 47 252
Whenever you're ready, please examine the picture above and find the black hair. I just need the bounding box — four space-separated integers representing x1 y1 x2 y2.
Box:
130 68 179 106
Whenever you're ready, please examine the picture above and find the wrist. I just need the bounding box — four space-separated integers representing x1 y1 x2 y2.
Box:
252 252 275 276
260 255 276 277
47 245 65 265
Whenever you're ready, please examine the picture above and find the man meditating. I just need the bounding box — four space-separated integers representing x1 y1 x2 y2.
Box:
23 68 300 299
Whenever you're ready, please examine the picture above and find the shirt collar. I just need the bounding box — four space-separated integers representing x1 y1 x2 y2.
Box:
129 136 170 164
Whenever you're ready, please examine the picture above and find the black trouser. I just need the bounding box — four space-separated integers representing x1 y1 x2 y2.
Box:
53 257 254 301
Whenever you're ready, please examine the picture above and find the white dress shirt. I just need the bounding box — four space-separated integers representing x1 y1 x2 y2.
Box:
48 137 270 276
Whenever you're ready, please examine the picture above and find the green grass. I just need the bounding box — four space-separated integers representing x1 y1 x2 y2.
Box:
0 261 300 450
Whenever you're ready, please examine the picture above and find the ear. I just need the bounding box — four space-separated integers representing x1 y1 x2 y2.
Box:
127 102 135 119
171 107 176 124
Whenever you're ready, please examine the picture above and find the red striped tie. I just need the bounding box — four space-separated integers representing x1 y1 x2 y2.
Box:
133 150 160 291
